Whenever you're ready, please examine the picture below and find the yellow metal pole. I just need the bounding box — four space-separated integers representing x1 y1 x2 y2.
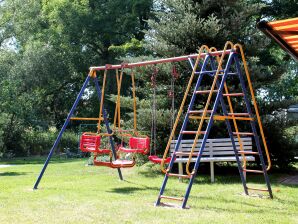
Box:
131 70 138 135
234 44 271 171
113 69 120 128
160 45 210 173
113 68 124 131
98 69 107 133
185 41 234 176
210 47 246 169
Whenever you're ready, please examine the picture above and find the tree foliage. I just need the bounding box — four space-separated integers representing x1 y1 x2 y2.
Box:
0 0 152 156
140 0 297 168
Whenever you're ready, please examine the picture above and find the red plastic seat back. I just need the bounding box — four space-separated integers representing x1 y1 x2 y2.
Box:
129 137 150 150
80 133 101 153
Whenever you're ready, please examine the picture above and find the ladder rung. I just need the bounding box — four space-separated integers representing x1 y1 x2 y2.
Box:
197 71 237 76
195 90 218 94
237 151 259 155
223 93 244 97
70 117 104 121
243 169 264 174
160 195 184 201
199 70 224 74
188 110 213 114
167 173 191 179
181 131 206 135
228 113 250 117
210 72 237 76
175 152 199 156
189 115 254 121
246 187 269 192
233 132 254 136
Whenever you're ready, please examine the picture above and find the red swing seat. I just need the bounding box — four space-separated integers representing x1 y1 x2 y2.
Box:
80 132 111 154
80 133 101 153
148 155 172 164
118 137 150 155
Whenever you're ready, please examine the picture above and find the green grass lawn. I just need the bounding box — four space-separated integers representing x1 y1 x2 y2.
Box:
0 157 297 224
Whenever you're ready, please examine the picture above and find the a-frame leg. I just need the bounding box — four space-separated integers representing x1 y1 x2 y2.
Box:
93 77 123 180
33 75 91 189
155 55 210 207
181 53 236 208
234 56 273 198
209 57 249 196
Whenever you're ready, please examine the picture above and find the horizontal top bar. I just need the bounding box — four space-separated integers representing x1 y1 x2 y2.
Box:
89 50 233 71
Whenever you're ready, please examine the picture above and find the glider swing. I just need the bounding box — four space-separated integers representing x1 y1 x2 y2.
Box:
113 67 150 155
79 67 136 168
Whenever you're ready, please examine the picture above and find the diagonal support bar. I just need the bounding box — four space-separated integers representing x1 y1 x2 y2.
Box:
93 77 123 180
33 75 91 189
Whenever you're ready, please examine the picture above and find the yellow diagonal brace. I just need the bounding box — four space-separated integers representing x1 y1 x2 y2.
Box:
160 45 210 174
97 69 107 133
186 41 234 176
210 47 246 168
113 68 124 131
131 70 138 135
234 44 271 171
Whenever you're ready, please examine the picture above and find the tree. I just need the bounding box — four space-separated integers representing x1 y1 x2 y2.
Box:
0 0 153 156
133 0 297 168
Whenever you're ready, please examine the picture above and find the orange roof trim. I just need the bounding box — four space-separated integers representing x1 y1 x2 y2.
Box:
258 17 298 61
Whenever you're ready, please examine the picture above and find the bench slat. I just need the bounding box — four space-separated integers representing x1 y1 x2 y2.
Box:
175 156 255 162
171 140 252 145
171 137 252 143
170 143 252 149
170 146 253 151
172 150 254 156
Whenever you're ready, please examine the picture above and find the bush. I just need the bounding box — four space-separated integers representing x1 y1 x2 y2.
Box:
22 129 78 156
263 118 297 170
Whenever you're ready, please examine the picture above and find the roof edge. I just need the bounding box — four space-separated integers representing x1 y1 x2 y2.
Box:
257 20 298 62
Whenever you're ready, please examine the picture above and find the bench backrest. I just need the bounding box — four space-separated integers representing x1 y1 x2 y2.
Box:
170 137 252 157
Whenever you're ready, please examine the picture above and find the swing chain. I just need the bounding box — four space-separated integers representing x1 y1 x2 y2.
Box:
150 66 158 87
168 65 179 98
150 66 158 156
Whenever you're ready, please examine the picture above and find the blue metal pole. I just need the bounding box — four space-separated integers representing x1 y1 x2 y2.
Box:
33 75 91 189
155 55 210 206
182 52 235 208
209 56 249 195
234 56 273 198
93 77 123 180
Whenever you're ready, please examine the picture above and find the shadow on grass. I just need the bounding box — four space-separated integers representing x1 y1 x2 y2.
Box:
0 156 83 165
107 187 147 194
106 180 160 194
0 171 30 176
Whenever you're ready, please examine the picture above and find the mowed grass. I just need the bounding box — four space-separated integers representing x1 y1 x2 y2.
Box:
0 158 297 224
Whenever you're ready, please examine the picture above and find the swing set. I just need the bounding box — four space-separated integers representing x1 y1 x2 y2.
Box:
78 62 178 166
33 41 272 209
79 67 151 169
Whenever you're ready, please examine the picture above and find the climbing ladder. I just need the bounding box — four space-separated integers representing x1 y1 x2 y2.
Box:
156 42 273 209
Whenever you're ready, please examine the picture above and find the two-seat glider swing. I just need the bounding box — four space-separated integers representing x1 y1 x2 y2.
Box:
79 67 150 169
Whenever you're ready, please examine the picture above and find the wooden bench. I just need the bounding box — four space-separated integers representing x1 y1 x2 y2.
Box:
170 137 255 182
